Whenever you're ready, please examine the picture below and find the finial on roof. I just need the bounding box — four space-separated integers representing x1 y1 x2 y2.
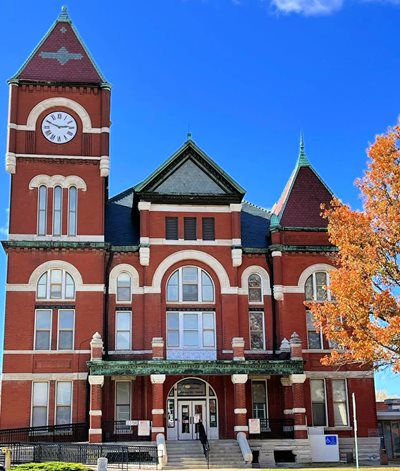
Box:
58 5 71 22
296 133 310 168
187 131 192 141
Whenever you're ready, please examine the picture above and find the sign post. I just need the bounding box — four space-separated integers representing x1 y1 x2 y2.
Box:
352 393 359 471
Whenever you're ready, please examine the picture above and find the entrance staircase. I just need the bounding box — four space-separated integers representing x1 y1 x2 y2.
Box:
165 440 248 469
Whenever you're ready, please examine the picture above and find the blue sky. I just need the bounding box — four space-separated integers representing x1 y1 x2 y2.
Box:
0 0 399 395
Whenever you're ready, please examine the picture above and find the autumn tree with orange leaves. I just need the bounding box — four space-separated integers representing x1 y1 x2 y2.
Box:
309 125 400 371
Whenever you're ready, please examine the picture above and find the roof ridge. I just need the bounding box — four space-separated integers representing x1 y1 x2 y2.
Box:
108 187 135 203
242 200 271 213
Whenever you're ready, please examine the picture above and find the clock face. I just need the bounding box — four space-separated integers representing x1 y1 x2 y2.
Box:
41 111 77 144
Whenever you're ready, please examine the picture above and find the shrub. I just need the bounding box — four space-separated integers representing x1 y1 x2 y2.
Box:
12 463 90 471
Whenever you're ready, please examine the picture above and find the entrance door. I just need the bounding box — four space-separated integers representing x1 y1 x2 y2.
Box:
178 400 206 440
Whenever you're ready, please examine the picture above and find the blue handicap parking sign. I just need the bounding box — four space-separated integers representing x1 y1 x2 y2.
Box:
325 435 337 445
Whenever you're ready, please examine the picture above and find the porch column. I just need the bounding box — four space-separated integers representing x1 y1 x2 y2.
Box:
151 374 166 441
231 374 248 435
290 374 307 439
281 376 294 418
88 375 104 443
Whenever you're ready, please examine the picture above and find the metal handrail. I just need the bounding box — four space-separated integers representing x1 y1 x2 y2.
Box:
198 422 210 469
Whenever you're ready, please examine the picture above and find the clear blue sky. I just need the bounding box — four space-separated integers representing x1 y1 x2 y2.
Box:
0 0 399 395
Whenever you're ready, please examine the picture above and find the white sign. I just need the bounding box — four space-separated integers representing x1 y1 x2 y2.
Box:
138 420 151 436
248 418 260 434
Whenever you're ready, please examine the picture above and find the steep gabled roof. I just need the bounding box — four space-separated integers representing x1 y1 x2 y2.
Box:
134 137 246 204
10 6 109 86
271 136 334 229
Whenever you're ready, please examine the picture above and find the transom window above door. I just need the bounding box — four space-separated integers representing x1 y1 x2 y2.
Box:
167 267 214 303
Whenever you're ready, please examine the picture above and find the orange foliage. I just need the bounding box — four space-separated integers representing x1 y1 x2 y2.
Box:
309 125 400 371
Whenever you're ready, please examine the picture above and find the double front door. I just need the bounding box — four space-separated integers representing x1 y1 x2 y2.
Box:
178 400 206 440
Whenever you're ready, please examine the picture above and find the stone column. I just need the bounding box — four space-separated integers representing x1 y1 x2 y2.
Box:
151 374 166 441
90 332 104 361
231 374 248 435
88 375 104 443
280 376 294 418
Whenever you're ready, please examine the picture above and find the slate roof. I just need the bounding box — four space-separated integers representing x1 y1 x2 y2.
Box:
271 137 334 229
11 7 108 85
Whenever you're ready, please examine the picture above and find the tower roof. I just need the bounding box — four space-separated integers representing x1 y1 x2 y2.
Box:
271 136 334 229
10 6 109 86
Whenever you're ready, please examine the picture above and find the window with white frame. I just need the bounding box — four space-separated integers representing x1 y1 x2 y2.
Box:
306 310 323 349
332 379 349 426
35 309 52 350
116 311 132 350
56 382 72 425
37 269 75 300
167 312 215 349
115 382 131 432
68 186 77 236
252 380 268 431
53 186 62 236
311 379 327 426
305 271 331 349
38 185 47 236
167 267 214 303
58 310 74 350
248 274 262 303
116 273 131 302
249 311 265 350
31 382 49 427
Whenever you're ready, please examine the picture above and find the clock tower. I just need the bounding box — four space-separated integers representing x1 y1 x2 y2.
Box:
6 6 110 240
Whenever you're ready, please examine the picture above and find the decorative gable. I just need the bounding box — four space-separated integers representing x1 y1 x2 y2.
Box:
135 139 246 204
10 7 108 86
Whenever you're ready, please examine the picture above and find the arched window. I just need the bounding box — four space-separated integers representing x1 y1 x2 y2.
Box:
248 274 262 303
116 273 131 302
305 271 331 301
305 271 331 349
53 186 62 236
38 185 47 236
68 186 77 236
167 267 214 303
37 269 75 300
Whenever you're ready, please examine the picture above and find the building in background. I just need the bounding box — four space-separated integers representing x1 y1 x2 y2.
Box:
0 7 379 466
377 399 400 460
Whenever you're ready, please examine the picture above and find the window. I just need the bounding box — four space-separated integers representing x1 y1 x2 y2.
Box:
305 271 331 302
202 217 215 241
248 274 262 303
252 380 268 432
116 273 131 302
32 382 49 427
58 310 74 350
165 217 178 240
53 186 62 236
306 310 323 349
311 379 327 426
68 186 77 236
184 217 197 240
332 379 349 426
115 382 131 432
37 269 75 300
166 267 214 303
56 382 72 425
35 310 52 350
38 185 47 236
167 312 216 349
116 311 132 350
249 311 265 350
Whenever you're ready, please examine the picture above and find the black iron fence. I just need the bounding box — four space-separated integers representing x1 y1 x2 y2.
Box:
0 442 159 468
102 421 151 442
0 423 88 443
249 418 294 439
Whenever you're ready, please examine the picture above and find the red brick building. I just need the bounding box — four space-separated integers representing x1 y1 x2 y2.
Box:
1 7 379 465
